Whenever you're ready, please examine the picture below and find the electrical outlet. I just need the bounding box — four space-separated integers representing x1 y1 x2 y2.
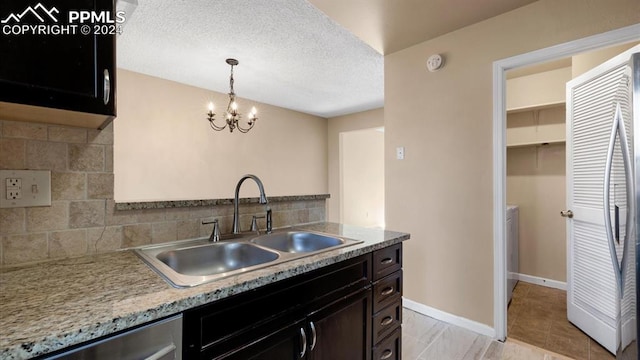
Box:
6 178 22 199
0 170 51 208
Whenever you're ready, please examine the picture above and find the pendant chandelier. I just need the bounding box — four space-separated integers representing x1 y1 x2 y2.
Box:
207 58 258 133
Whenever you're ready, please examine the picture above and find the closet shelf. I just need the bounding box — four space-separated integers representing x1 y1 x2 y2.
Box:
507 139 565 148
507 101 565 114
507 104 565 148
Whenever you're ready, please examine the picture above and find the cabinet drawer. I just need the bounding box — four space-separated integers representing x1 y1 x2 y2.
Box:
373 271 402 313
373 244 402 281
372 327 401 360
372 302 401 344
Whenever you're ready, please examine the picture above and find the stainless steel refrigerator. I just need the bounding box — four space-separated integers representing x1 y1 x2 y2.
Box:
565 45 639 359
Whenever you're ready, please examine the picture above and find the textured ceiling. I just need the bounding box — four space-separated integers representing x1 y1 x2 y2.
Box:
117 0 383 118
117 0 538 118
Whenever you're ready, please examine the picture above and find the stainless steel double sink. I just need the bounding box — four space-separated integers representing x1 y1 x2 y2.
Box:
135 230 362 288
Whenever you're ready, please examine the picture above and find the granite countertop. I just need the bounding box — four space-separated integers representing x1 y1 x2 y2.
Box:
0 222 409 359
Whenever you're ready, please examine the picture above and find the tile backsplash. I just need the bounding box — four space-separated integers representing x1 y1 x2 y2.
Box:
0 120 326 267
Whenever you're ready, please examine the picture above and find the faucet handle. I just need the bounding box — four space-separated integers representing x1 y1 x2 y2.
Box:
251 215 265 232
202 219 220 242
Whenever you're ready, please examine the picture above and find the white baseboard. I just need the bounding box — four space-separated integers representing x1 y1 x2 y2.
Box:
403 297 495 338
515 273 566 291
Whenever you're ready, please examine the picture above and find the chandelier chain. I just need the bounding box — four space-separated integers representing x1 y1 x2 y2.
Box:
229 64 235 95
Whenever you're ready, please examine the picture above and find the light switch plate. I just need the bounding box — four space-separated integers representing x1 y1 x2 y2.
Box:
0 170 51 208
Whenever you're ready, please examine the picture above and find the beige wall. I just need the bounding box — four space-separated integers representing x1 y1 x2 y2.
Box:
572 41 640 78
506 67 571 111
507 142 566 282
115 69 328 201
341 128 385 227
327 108 384 222
385 0 640 327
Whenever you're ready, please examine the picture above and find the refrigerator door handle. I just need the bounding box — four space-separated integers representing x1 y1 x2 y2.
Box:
603 102 634 298
617 102 634 299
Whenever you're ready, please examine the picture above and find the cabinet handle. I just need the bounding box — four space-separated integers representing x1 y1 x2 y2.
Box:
103 69 110 105
309 321 317 351
381 286 394 296
381 257 393 265
380 349 393 359
380 316 393 326
299 327 307 358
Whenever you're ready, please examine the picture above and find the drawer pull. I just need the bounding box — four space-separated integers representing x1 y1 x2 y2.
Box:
381 286 394 296
380 349 393 359
380 316 393 326
381 257 394 265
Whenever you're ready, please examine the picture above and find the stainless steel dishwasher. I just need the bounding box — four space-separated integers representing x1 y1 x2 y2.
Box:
46 314 182 360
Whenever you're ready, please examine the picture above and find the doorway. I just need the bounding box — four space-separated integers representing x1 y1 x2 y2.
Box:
492 24 640 342
339 127 385 228
504 53 615 358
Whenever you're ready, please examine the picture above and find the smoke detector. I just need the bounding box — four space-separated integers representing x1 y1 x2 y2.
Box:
427 54 444 72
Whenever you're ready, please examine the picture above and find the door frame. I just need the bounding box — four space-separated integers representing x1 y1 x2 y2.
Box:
492 23 640 341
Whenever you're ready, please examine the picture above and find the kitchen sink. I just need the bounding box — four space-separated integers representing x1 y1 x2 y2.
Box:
157 242 279 276
251 231 345 253
135 230 363 288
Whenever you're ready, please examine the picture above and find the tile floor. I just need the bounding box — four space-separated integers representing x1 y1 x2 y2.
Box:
507 281 614 360
403 307 573 359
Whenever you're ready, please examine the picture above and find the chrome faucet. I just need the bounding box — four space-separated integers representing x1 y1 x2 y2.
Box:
233 174 272 234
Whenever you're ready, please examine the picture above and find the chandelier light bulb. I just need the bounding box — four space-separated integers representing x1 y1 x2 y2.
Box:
231 101 238 111
208 102 214 111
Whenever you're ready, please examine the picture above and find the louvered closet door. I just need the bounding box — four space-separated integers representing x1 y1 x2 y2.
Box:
566 46 638 355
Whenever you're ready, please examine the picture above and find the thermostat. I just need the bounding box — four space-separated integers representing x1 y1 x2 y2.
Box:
427 54 444 72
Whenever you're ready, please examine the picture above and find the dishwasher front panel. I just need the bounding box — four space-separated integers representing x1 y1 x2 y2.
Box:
45 314 182 360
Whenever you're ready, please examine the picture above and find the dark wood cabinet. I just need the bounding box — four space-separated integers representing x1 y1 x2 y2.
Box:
0 0 116 129
372 244 402 281
183 243 403 360
371 243 403 360
372 302 401 344
306 289 371 360
215 319 306 360
372 328 402 360
183 254 372 360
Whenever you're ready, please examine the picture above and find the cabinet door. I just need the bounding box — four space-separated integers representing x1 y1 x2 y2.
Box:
215 319 306 360
306 289 372 360
0 0 115 120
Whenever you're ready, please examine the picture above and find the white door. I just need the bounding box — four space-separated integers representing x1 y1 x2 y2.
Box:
566 45 638 354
